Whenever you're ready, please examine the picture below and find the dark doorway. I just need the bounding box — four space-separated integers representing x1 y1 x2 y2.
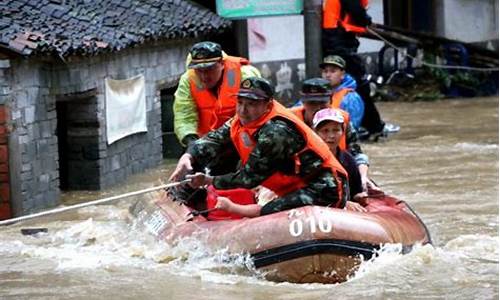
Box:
56 96 101 190
56 101 69 189
160 87 184 159
383 0 434 32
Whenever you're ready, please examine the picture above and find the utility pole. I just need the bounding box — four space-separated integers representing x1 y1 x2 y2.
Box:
234 20 249 58
303 0 323 77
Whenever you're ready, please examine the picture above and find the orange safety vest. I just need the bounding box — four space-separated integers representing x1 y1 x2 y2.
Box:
290 105 350 151
188 56 249 136
323 0 369 34
230 100 347 206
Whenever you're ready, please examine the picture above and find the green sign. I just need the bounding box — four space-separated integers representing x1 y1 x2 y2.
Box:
216 0 303 19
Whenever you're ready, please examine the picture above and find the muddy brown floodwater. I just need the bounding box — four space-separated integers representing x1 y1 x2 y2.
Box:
0 97 497 300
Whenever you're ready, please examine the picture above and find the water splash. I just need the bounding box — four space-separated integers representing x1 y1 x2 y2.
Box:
336 235 498 298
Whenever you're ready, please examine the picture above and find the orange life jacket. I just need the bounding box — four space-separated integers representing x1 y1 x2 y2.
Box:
323 0 369 34
336 109 350 150
290 106 305 121
205 185 256 221
330 88 352 109
290 105 350 151
188 56 249 136
230 100 347 206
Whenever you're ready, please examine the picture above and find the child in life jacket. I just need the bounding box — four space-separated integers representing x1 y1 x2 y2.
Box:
213 188 274 218
204 185 277 220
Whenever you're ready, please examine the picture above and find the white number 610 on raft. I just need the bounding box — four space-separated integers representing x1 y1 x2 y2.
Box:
289 216 333 237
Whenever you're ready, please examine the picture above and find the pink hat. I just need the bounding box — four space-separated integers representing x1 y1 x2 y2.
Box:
312 108 345 129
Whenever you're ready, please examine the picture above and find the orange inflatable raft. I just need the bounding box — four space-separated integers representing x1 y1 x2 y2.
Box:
132 189 431 284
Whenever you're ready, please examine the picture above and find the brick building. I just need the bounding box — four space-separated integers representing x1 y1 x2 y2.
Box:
0 0 231 218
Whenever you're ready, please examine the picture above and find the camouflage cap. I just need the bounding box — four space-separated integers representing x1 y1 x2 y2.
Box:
300 78 332 102
188 41 223 69
320 55 346 69
237 77 274 101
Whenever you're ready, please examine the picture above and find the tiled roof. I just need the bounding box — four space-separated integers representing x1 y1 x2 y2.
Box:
0 0 231 57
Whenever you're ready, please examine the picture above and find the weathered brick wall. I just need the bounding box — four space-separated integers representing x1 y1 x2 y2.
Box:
5 39 194 215
7 59 59 215
0 60 11 219
0 107 10 219
49 39 191 189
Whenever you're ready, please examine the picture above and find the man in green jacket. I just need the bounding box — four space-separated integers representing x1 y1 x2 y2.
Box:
173 41 260 148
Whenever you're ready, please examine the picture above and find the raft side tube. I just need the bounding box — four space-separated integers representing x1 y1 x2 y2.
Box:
251 239 380 268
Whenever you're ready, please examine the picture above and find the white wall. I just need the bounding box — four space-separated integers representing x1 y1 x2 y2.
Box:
248 15 305 63
358 0 384 53
436 0 498 43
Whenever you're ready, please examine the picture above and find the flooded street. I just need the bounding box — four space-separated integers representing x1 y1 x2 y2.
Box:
0 97 498 299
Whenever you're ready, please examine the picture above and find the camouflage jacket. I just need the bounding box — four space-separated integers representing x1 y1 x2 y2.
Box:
188 118 326 190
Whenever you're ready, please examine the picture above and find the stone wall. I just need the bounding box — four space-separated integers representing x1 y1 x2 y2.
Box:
0 106 9 219
0 60 11 219
6 59 57 216
4 39 194 215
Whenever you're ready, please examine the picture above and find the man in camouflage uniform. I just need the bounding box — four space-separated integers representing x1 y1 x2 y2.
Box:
170 77 348 215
